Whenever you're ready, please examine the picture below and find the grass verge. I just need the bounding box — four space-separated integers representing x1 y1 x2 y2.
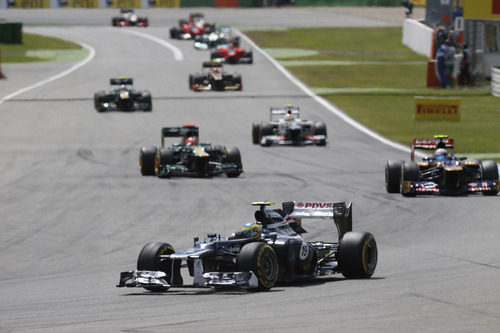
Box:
1 33 83 63
245 27 500 161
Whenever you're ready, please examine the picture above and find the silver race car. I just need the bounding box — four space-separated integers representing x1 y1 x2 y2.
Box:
252 105 327 146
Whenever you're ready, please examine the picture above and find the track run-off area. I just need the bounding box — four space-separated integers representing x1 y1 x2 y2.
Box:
0 8 499 332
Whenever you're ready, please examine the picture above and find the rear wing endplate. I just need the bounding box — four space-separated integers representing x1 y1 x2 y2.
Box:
110 78 133 85
411 135 454 161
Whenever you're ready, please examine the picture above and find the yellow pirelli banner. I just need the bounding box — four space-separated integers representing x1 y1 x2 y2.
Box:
152 0 180 7
66 0 99 7
464 0 500 19
414 97 461 121
108 0 141 8
10 0 50 8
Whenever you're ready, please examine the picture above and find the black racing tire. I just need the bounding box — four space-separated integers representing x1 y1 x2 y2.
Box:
480 160 499 196
142 93 152 112
313 121 327 136
252 122 261 144
260 123 273 147
139 146 157 176
169 27 178 39
224 146 242 178
155 148 175 177
189 74 194 89
111 18 118 26
137 242 176 292
246 51 253 64
233 74 242 90
401 161 419 197
94 91 107 112
385 160 403 193
338 231 377 279
237 242 278 291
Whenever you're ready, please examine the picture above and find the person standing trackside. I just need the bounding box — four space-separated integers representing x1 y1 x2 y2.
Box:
436 42 448 88
402 0 413 17
460 44 472 87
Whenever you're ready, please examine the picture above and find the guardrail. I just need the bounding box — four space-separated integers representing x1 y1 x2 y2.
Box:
492 67 500 97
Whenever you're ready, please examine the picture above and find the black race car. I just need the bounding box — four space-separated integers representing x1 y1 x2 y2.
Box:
252 105 327 146
94 78 152 112
189 62 242 92
117 200 377 292
385 135 499 196
139 125 243 178
112 9 148 27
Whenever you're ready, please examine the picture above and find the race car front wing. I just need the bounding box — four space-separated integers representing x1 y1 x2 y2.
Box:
401 180 500 195
260 134 326 146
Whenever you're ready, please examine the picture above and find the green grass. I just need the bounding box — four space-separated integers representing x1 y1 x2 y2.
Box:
246 27 500 161
1 33 82 63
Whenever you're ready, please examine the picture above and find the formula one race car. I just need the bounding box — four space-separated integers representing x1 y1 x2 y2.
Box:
139 125 243 178
252 105 327 146
117 200 377 292
94 78 152 112
112 9 148 27
170 12 215 40
210 42 253 64
193 25 240 50
189 62 242 92
385 135 499 196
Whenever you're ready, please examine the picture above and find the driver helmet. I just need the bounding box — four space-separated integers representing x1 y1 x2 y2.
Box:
241 222 262 239
185 136 198 146
284 113 293 123
434 148 448 161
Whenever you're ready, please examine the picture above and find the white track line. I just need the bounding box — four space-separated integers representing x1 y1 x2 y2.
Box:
0 42 96 105
239 31 413 156
117 29 183 61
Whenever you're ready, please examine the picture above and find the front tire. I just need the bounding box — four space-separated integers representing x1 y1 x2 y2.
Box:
252 123 261 144
481 160 499 195
385 160 402 193
139 146 157 176
224 146 242 178
137 242 176 291
237 242 278 290
401 161 419 197
338 231 377 279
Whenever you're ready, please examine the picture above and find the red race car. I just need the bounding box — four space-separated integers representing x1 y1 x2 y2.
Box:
210 42 253 64
170 13 215 40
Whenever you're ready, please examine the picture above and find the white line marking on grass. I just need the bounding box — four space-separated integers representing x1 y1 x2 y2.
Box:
118 29 183 61
0 42 96 105
239 30 415 156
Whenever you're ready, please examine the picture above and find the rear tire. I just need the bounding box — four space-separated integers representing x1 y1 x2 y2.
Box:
139 146 157 176
237 242 278 290
481 160 499 195
385 160 402 193
137 242 176 291
338 231 377 279
401 161 419 197
313 121 327 146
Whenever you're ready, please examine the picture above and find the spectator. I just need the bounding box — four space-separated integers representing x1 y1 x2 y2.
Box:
436 42 448 88
445 40 456 87
459 44 472 87
402 0 414 17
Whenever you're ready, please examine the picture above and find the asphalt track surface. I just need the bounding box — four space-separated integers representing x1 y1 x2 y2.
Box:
1 9 499 333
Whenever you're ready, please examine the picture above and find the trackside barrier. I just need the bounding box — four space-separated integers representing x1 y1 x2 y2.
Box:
492 67 500 97
402 18 433 58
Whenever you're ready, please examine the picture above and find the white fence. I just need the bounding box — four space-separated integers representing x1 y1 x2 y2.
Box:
492 67 500 97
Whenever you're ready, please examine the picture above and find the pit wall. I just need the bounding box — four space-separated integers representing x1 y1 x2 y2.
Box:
2 0 409 8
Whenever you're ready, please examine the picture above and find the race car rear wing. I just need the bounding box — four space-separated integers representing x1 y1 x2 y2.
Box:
270 105 300 121
110 78 133 85
411 135 454 161
161 125 199 147
203 61 223 68
289 201 352 239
